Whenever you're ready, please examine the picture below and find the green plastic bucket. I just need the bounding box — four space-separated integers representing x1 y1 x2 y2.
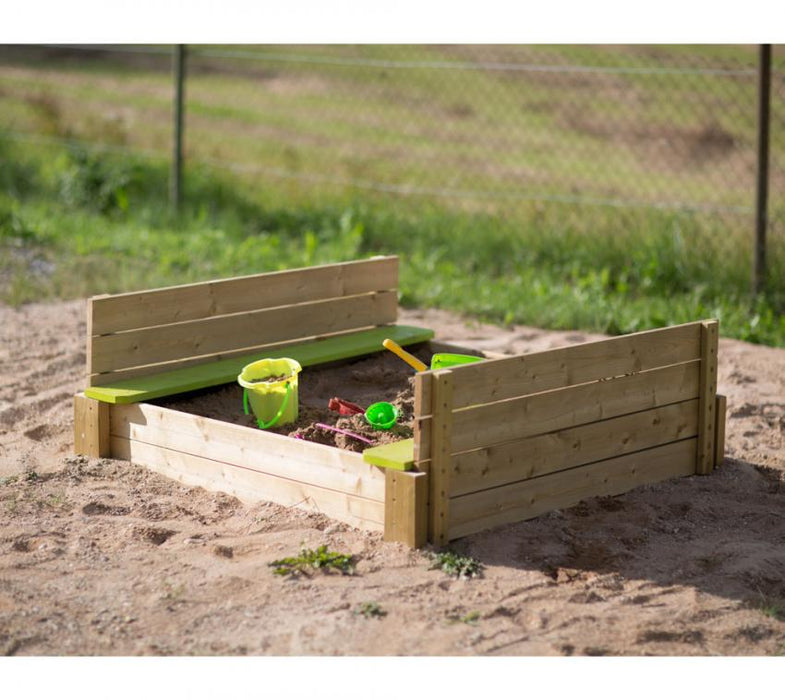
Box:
238 357 302 429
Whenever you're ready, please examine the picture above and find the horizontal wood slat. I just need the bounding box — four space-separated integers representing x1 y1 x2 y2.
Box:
448 438 697 540
90 290 398 374
110 403 385 501
111 436 384 531
417 321 702 413
88 325 380 387
86 324 433 402
418 360 700 456
450 399 699 497
91 256 398 335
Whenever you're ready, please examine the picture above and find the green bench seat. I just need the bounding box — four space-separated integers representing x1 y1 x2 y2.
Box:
362 438 415 471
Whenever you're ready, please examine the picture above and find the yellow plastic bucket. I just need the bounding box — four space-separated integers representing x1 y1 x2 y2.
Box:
237 357 302 429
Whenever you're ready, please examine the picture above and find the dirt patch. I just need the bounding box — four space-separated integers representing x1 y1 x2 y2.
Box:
157 348 433 452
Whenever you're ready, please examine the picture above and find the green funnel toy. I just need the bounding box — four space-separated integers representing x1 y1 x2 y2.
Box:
365 401 398 430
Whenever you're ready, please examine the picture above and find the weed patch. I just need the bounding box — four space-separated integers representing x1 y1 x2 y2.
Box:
756 597 785 622
355 602 387 619
429 550 484 579
270 544 355 577
447 610 481 625
58 147 132 214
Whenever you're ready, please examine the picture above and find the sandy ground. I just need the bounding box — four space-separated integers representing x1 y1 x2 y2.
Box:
1 300 784 656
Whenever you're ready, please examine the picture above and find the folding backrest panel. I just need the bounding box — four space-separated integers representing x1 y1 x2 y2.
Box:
87 256 399 385
413 320 716 544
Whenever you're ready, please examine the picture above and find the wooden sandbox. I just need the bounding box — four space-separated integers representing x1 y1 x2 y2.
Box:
73 256 726 547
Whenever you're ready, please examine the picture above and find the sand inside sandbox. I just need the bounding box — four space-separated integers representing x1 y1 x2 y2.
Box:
154 346 437 452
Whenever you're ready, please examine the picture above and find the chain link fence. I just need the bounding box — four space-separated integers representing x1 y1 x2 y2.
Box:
1 43 783 279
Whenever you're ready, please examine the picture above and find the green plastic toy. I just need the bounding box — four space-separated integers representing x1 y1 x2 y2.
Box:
365 401 398 430
429 353 484 370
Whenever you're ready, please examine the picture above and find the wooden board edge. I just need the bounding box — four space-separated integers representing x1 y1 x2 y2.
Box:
417 360 700 457
73 392 110 457
384 470 429 547
90 256 400 334
110 401 387 502
448 398 700 497
89 290 401 374
436 320 705 411
111 435 384 532
84 324 435 404
448 438 697 541
714 393 727 469
696 320 719 475
429 369 453 546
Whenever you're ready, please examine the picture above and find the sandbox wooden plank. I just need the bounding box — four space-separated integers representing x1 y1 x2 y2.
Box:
413 371 432 467
90 291 399 374
418 360 700 456
448 438 697 540
429 370 454 546
91 256 398 335
450 399 700 497
73 393 110 458
110 402 386 501
384 470 429 548
696 320 719 475
714 393 727 469
85 324 434 404
417 321 703 413
111 436 384 531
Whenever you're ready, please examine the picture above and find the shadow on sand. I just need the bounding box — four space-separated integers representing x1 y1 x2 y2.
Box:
455 457 785 613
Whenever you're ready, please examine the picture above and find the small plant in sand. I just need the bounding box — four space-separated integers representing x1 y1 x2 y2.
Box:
4 494 18 514
756 596 785 622
160 580 186 602
429 550 484 579
270 544 354 577
355 602 387 619
447 610 481 626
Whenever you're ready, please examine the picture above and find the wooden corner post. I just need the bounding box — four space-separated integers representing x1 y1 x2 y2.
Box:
384 470 429 548
696 320 719 475
430 369 454 546
74 393 111 458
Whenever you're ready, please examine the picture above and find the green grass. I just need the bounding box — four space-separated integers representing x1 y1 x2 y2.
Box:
2 45 780 211
1 135 784 346
753 590 785 622
0 44 784 347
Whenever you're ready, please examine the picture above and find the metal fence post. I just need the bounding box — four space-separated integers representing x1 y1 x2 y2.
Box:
171 44 186 213
753 44 772 297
